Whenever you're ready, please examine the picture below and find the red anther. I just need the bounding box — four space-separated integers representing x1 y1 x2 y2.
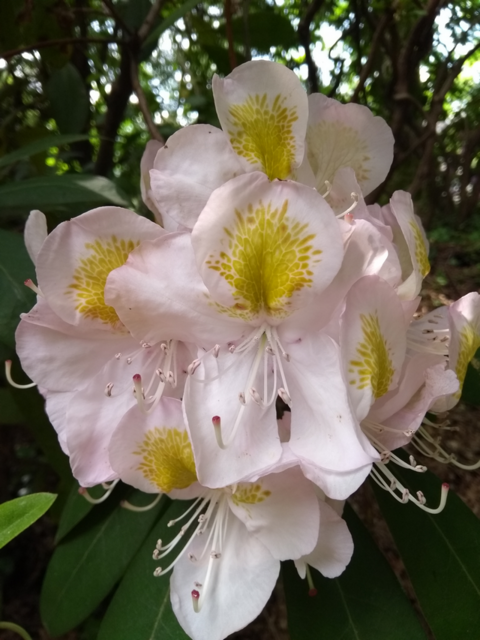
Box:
308 588 318 597
133 374 142 382
191 589 200 600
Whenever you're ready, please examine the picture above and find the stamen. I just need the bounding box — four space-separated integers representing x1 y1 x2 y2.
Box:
188 359 201 375
126 357 133 365
278 387 291 406
212 344 220 358
24 278 43 296
191 589 200 613
120 494 161 512
78 480 119 504
238 392 246 405
320 180 332 198
212 416 226 450
306 565 317 597
5 360 36 389
104 382 114 397
337 192 359 218
115 353 122 359
156 368 166 382
250 387 262 405
142 342 151 349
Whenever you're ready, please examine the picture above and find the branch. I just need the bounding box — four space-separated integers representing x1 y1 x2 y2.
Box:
138 0 165 43
103 0 134 35
130 60 164 142
298 0 325 93
1 36 125 60
351 9 393 103
225 0 237 71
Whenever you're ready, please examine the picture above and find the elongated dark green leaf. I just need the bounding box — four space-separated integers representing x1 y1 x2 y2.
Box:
55 483 107 544
41 489 165 636
461 347 480 406
98 499 190 640
143 0 200 49
231 12 297 52
0 229 35 348
0 174 129 212
373 459 480 640
283 504 427 640
0 134 89 168
0 493 57 549
46 64 89 134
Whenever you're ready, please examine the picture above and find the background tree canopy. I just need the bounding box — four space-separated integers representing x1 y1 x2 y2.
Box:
1 1 480 639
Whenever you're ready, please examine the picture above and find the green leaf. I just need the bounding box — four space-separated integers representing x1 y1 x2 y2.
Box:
0 229 35 348
0 174 130 213
0 493 57 549
41 489 165 636
283 504 427 640
0 134 89 169
46 64 90 134
0 387 23 425
231 11 297 53
98 499 190 640
461 347 480 406
143 0 200 50
55 483 107 544
373 459 480 640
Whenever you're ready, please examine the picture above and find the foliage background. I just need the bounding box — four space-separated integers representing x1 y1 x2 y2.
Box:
0 0 479 638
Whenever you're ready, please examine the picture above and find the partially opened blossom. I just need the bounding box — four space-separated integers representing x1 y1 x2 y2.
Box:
109 397 354 640
107 171 378 498
16 206 194 486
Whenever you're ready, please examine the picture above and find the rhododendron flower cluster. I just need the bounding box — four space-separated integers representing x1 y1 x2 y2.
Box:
12 60 480 640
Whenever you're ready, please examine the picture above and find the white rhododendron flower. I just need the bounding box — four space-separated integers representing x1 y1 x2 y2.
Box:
12 58 480 640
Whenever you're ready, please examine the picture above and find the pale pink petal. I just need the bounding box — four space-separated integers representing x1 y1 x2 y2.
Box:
295 499 353 579
45 391 74 455
36 206 165 332
341 275 407 421
191 172 343 321
284 333 377 499
307 94 394 196
171 514 279 640
213 60 308 180
149 125 244 229
184 347 282 489
16 298 129 392
24 209 47 265
140 140 163 221
228 468 319 560
105 232 243 347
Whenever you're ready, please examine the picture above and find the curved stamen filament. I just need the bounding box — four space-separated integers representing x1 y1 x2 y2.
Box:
371 462 449 514
336 192 359 218
5 360 36 389
78 479 119 504
412 426 480 470
121 494 162 512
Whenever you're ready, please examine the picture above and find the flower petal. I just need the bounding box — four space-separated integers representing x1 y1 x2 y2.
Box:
295 499 353 579
184 347 282 489
140 140 163 222
228 468 319 560
284 333 377 499
191 172 343 323
105 232 243 347
341 275 407 421
24 209 47 265
36 206 165 332
306 94 394 196
213 60 308 180
171 513 279 640
149 125 244 229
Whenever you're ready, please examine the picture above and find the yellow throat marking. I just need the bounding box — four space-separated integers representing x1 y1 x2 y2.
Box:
66 236 138 329
307 121 371 187
228 93 298 180
409 220 430 277
231 483 271 507
349 312 394 399
455 324 480 398
206 199 321 320
134 427 197 493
